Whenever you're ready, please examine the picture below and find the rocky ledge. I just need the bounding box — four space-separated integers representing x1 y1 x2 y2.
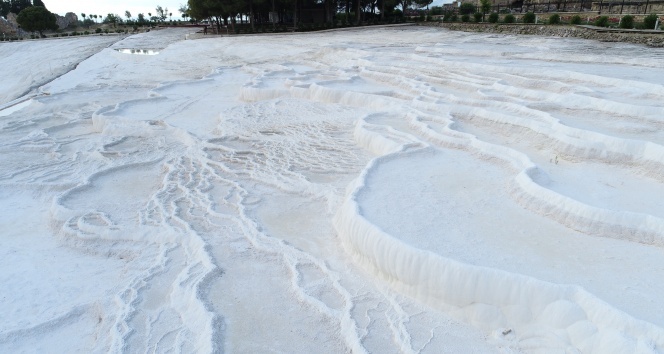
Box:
422 22 664 47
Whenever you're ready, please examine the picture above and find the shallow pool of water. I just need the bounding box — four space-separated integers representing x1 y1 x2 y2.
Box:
116 49 159 56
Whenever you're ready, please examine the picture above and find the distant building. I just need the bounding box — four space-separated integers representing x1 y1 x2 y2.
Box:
591 0 664 14
442 1 461 12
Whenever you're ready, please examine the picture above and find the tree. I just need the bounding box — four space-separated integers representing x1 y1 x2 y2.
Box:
479 0 490 21
188 0 238 32
32 0 46 8
16 5 57 37
81 13 93 28
376 0 399 21
155 5 167 22
179 3 193 23
178 3 189 17
8 0 32 15
104 13 120 27
125 10 131 21
413 0 432 11
137 12 146 25
1 1 9 17
459 2 475 14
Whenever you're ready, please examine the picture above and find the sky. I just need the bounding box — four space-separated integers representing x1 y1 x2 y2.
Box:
44 0 186 19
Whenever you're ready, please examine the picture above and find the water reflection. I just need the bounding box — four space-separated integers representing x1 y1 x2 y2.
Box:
116 49 160 56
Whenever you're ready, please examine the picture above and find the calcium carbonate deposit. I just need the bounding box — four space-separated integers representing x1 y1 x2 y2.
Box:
1 26 663 353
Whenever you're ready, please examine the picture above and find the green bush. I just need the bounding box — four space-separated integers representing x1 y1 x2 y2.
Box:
461 14 470 22
643 14 658 29
548 13 560 24
474 12 483 22
570 15 582 24
450 14 458 22
594 16 609 27
504 14 515 23
95 28 102 33
488 13 499 23
619 15 634 29
522 12 536 23
84 30 90 35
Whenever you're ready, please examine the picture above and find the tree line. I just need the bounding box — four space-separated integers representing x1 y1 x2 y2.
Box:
83 6 176 29
2 1 181 38
0 0 46 18
185 0 434 31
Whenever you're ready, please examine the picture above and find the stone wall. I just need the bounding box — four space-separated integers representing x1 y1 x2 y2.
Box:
591 0 664 14
471 0 664 14
422 22 664 47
